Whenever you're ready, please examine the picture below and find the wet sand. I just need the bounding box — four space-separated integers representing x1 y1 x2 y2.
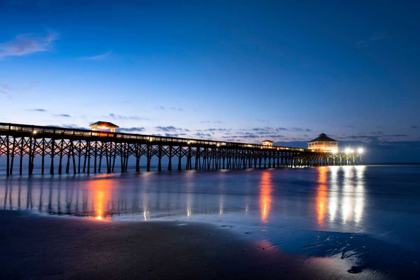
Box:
0 211 377 280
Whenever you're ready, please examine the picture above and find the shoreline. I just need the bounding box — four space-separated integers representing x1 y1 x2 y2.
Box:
0 210 383 280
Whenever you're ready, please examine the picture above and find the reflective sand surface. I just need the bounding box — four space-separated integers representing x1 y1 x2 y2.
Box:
1 165 420 278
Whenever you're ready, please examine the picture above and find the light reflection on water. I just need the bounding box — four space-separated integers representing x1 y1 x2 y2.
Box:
1 166 369 230
259 171 272 223
1 165 420 246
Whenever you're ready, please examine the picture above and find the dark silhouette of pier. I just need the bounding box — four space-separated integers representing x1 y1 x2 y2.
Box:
0 123 360 176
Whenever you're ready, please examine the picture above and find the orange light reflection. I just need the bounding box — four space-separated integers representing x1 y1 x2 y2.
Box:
260 171 272 223
88 177 113 221
316 167 328 225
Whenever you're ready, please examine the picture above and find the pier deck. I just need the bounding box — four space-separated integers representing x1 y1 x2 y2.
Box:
0 122 359 176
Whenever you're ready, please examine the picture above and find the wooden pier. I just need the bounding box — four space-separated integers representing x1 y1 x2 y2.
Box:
0 123 361 176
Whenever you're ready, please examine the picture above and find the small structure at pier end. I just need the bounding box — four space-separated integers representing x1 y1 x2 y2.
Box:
308 133 338 152
90 121 119 133
262 140 274 147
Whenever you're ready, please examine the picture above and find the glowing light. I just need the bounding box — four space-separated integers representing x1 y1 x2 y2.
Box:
89 178 112 222
259 171 272 223
345 148 351 154
358 148 364 154
262 140 274 147
32 130 37 134
316 167 328 225
332 149 338 154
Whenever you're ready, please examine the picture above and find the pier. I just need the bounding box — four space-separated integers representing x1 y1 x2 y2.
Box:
0 122 362 176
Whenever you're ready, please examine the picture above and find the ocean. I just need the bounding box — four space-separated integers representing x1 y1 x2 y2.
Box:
1 165 420 278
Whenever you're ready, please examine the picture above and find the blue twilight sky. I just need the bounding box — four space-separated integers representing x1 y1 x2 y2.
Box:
0 0 420 162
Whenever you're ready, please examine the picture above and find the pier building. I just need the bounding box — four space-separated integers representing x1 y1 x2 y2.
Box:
90 121 119 133
262 140 274 146
308 133 338 152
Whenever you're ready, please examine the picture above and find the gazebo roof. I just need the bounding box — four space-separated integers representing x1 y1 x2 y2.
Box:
309 133 337 143
89 121 119 128
262 140 274 143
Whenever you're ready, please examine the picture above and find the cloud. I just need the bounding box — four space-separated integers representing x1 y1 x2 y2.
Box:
357 32 387 48
201 120 223 124
204 128 231 133
274 127 311 132
79 50 112 61
155 126 185 132
59 124 87 130
29 108 47 112
119 127 146 133
252 127 271 132
371 131 383 135
0 89 12 100
0 31 58 59
411 125 418 129
257 119 270 123
290 127 311 132
342 134 407 143
195 133 212 138
54 114 71 118
155 106 183 111
109 113 150 120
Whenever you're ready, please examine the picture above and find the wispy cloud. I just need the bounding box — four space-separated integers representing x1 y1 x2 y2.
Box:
155 106 183 111
252 127 271 132
0 31 58 59
119 127 146 133
195 132 212 138
79 50 112 61
257 119 270 123
0 84 12 100
371 131 383 135
411 125 418 129
108 113 150 120
342 134 407 143
201 120 223 124
290 127 311 132
357 32 387 48
155 126 189 132
29 108 47 112
60 124 87 130
54 114 71 118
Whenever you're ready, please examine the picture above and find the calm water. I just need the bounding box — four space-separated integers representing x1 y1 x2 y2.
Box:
1 165 420 278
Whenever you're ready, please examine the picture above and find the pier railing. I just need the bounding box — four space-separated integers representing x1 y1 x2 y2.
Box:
0 122 361 176
0 122 307 152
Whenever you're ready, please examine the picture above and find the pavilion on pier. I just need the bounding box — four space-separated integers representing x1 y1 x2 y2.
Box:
308 133 338 152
